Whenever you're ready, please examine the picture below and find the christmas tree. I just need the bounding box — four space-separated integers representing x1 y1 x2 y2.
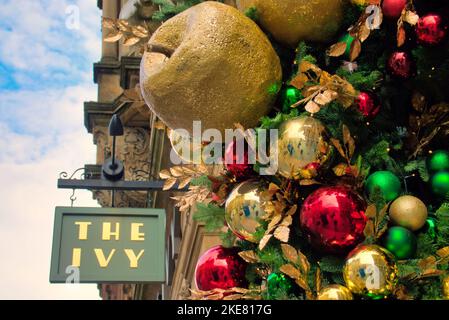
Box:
109 0 449 300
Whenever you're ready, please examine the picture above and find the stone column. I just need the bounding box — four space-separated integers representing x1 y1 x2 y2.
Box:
102 0 119 61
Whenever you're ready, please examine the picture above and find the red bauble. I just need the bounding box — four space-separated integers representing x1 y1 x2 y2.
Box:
382 0 406 19
224 139 253 179
388 51 413 78
195 246 248 291
300 186 367 254
416 14 447 45
355 92 381 118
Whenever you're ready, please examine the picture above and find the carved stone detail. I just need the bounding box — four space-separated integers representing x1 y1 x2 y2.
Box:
92 126 151 207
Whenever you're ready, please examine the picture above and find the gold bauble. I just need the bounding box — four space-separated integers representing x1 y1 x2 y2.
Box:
276 116 333 180
236 0 346 46
225 181 266 243
343 244 398 298
317 284 354 300
443 275 449 299
389 195 428 231
140 2 282 135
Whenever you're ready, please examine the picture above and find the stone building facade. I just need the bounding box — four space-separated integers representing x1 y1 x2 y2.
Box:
86 0 232 300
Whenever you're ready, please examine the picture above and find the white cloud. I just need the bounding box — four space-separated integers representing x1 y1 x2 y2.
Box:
0 0 104 299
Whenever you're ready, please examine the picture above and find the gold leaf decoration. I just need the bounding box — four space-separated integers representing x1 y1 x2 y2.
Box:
259 234 273 251
280 264 301 280
327 41 347 57
238 250 259 263
281 244 299 264
163 177 177 191
274 226 290 243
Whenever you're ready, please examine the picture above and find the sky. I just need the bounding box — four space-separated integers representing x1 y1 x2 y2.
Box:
0 0 103 299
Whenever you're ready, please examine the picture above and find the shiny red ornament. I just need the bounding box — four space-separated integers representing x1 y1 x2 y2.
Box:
416 14 447 45
388 51 413 78
355 92 381 118
195 246 248 291
225 139 253 179
300 186 367 254
382 0 406 19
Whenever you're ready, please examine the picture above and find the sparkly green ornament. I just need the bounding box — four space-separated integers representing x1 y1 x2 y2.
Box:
365 171 402 202
281 86 302 112
382 226 417 260
427 150 449 173
431 171 449 197
339 33 354 57
267 272 293 299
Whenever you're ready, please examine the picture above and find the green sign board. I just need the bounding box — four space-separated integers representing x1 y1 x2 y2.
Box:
50 207 166 283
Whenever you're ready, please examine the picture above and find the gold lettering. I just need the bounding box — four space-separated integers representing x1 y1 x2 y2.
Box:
124 249 144 268
102 222 120 240
94 249 116 268
74 221 91 240
131 223 145 241
72 248 81 267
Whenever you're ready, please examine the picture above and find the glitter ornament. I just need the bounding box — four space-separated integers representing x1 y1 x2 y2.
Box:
267 272 294 299
225 181 265 243
416 14 447 46
195 246 248 291
343 244 398 298
355 91 381 119
300 186 367 254
388 51 413 79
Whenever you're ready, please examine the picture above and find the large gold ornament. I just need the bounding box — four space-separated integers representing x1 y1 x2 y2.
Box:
276 116 333 180
225 181 266 243
343 245 398 298
236 0 346 47
317 284 354 300
389 195 428 231
140 2 282 135
443 275 449 299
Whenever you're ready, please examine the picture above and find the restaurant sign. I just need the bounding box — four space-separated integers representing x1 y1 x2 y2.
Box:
50 207 166 283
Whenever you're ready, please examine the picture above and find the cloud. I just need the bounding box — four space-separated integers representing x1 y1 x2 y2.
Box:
0 0 104 299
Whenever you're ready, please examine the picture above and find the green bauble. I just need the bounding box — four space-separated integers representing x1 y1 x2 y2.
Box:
382 226 417 260
339 33 355 57
428 150 449 173
281 86 302 112
365 171 401 202
431 171 449 197
267 272 293 299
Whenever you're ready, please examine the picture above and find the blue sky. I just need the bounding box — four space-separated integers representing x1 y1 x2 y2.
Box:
0 0 104 299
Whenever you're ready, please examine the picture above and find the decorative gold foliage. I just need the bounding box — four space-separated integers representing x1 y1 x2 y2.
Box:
238 250 260 264
290 61 357 113
363 204 389 239
327 3 383 61
102 17 151 55
397 3 419 47
406 93 449 160
279 244 314 299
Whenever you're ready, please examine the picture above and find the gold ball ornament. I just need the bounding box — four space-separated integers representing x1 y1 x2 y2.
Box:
225 181 266 243
389 195 428 231
343 244 398 298
276 116 333 180
443 275 449 299
140 2 282 135
236 0 346 47
317 284 354 300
